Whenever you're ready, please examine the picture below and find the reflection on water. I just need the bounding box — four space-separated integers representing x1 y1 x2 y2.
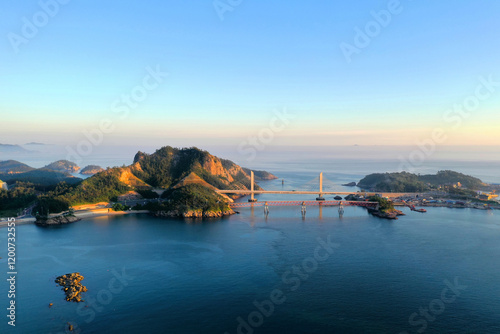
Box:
1 206 499 333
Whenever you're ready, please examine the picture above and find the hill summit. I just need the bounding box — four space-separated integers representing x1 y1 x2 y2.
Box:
49 146 277 217
44 160 80 173
0 160 35 174
130 146 275 191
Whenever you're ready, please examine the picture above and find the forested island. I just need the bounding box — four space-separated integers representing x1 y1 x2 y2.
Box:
357 170 488 193
0 146 277 220
43 160 80 173
355 170 499 210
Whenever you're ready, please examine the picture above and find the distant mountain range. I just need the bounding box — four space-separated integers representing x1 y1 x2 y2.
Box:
0 159 104 186
0 143 33 154
0 159 106 175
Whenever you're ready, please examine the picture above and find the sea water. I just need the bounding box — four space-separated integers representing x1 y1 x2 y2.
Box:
1 186 500 333
1 151 499 333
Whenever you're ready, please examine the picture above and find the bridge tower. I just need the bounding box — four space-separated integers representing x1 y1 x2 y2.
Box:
316 172 325 201
248 171 258 202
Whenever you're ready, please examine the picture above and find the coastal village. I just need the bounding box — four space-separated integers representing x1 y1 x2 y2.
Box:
347 190 499 210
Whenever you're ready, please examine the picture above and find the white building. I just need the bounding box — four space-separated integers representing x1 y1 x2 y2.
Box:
0 180 8 190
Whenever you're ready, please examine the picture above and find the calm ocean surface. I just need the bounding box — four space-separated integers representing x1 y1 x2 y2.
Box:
1 157 500 333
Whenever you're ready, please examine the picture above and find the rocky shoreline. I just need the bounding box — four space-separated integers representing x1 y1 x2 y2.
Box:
35 215 81 227
367 208 405 220
152 209 235 219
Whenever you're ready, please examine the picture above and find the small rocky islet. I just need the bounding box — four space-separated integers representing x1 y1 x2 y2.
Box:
367 207 405 220
35 215 80 226
55 273 87 302
342 182 357 187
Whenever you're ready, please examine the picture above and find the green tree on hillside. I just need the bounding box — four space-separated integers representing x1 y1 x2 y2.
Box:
368 196 394 213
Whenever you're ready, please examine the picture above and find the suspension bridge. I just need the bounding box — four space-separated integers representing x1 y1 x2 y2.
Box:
217 171 404 202
229 200 377 208
218 172 386 217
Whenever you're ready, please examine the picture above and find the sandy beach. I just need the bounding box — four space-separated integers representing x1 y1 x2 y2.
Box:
0 209 149 228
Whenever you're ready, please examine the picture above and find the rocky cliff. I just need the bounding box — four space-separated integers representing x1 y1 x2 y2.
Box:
131 146 277 192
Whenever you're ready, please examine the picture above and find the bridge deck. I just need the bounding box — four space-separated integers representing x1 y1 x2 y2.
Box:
218 190 416 198
220 190 361 195
230 201 378 208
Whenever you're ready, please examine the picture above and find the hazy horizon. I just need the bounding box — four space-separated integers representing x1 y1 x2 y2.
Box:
3 144 500 183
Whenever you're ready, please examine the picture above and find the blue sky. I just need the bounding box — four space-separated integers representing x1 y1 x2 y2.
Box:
1 0 499 148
